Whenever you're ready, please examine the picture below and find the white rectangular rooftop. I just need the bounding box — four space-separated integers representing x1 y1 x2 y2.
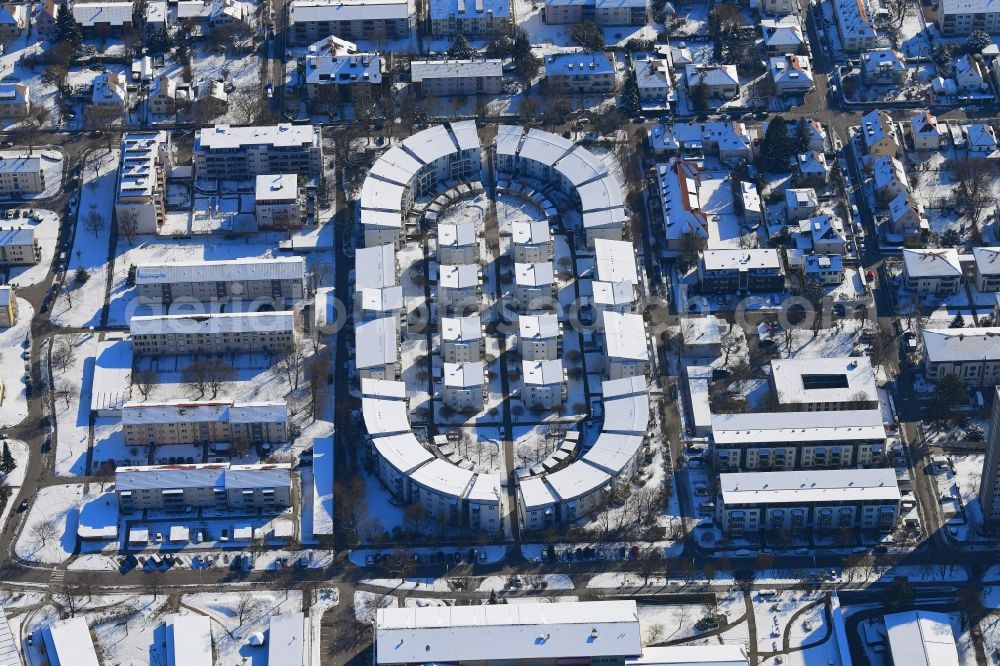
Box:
885 610 959 666
594 238 639 284
603 312 647 361
720 468 900 506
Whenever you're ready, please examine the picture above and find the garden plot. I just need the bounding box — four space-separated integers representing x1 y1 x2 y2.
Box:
52 331 102 476
495 192 547 236
183 590 304 666
437 427 504 474
0 299 32 428
106 233 299 326
4 210 59 289
14 482 90 564
51 149 119 327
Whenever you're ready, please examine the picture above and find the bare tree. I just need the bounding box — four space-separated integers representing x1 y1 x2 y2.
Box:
13 106 51 155
54 380 79 408
277 342 308 391
205 359 237 398
237 592 261 624
31 518 59 551
359 592 393 624
133 369 157 399
182 359 212 398
230 433 253 458
228 85 268 125
954 157 995 229
83 209 106 237
721 325 741 366
636 547 663 586
51 338 78 374
306 352 331 419
879 0 910 31
117 208 140 245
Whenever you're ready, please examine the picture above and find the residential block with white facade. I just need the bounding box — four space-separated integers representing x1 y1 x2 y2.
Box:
193 124 323 180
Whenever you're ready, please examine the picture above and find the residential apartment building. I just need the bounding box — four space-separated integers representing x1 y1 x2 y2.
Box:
922 327 1000 387
116 131 172 235
888 192 928 239
711 410 887 472
684 63 740 99
130 311 295 355
831 0 878 51
544 0 646 24
410 59 503 96
134 257 306 305
633 55 673 108
437 222 479 264
939 0 1000 36
255 174 303 229
805 254 845 286
193 124 323 180
0 83 28 118
0 4 25 41
603 311 648 379
518 313 561 361
698 249 785 294
0 227 39 264
442 315 483 363
288 0 410 43
769 356 879 411
429 0 510 36
0 285 16 327
511 220 553 263
974 247 1000 292
121 400 288 446
0 156 44 194
902 248 962 295
514 261 556 311
73 0 133 35
543 52 617 94
439 263 481 313
718 468 900 536
978 386 1000 523
357 315 400 380
305 51 382 103
785 187 819 221
116 462 292 512
443 361 487 410
356 244 403 321
521 359 566 408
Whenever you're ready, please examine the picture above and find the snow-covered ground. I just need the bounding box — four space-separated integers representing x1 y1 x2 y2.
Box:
52 331 102 477
51 149 119 328
183 590 304 666
14 483 89 564
354 590 398 623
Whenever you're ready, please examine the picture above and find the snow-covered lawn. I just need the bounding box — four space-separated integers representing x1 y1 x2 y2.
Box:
183 590 304 666
354 590 398 623
51 149 119 328
52 331 102 477
478 574 573 592
0 299 34 428
14 483 86 564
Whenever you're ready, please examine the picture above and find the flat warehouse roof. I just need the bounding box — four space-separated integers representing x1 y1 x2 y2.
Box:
720 468 900 506
376 601 641 664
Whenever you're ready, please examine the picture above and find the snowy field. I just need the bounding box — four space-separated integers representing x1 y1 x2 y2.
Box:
14 483 89 564
183 590 304 666
52 331 102 477
0 299 33 428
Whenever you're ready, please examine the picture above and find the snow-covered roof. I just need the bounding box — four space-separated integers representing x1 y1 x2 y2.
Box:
466 472 502 503
515 261 554 287
118 132 168 202
356 316 398 368
360 285 403 312
603 311 647 361
371 433 434 474
362 397 411 435
712 409 885 445
739 181 762 216
684 63 739 88
602 391 649 434
974 247 1000 276
376 601 641 665
701 249 781 272
545 51 615 77
134 256 305 285
720 468 900 506
884 611 959 666
518 313 560 339
401 123 458 165
911 111 941 136
633 55 673 93
43 617 99 666
440 263 480 288
268 614 305 666
409 458 475 499
799 210 845 246
130 311 294 336
872 154 907 191
902 248 961 278
761 16 804 47
121 400 287 425
512 220 551 245
582 432 644 476
167 614 213 666
771 356 876 405
356 244 397 290
0 285 10 308
254 173 298 203
73 1 133 26
966 123 998 150
411 59 503 81
368 144 423 187
656 159 707 243
602 375 646 399
785 187 818 209
196 124 319 150
860 110 896 150
93 71 127 104
439 222 477 247
0 227 34 246
595 238 639 284
518 475 556 509
361 377 408 399
450 120 480 152
442 314 481 342
794 150 828 175
0 608 20 666
0 82 28 107
518 128 574 166
942 0 1000 15
680 316 721 346
444 360 485 387
429 0 509 19
770 54 813 87
495 124 525 158
290 0 408 23
306 52 382 86
593 280 636 307
116 463 291 492
922 327 1000 363
804 254 842 275
832 0 877 42
862 49 905 76
522 358 564 385
306 34 359 56
544 461 611 501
